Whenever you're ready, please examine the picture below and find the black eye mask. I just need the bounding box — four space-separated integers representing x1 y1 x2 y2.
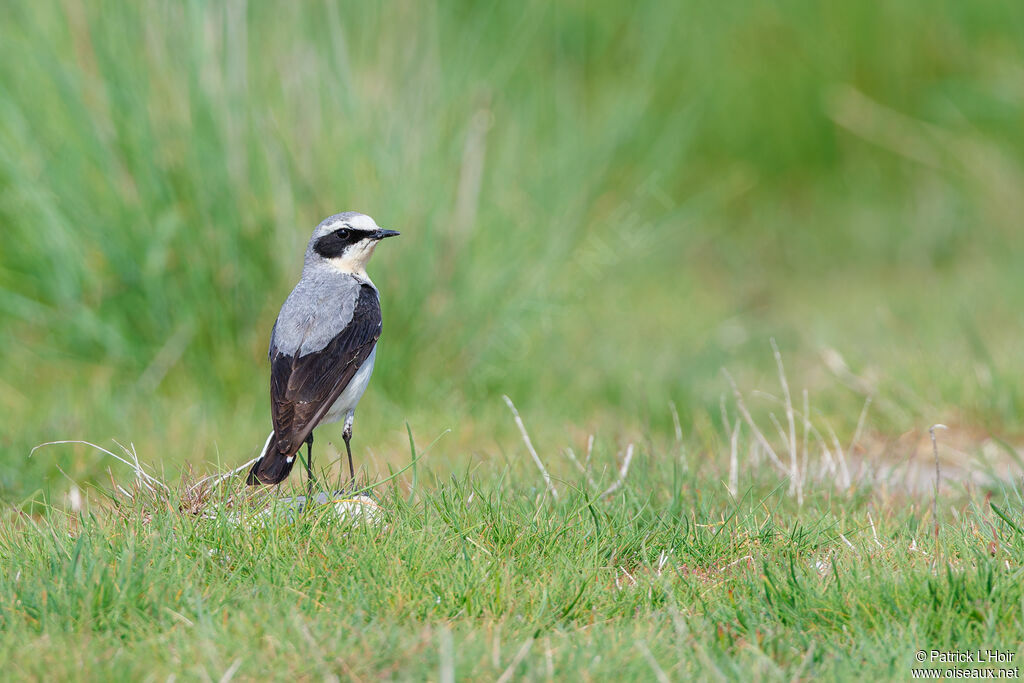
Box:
313 227 367 259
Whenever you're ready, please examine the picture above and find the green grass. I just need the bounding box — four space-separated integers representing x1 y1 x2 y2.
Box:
3 0 1024 678
3 434 1023 680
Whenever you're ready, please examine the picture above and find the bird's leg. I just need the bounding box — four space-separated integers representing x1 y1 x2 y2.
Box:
342 412 356 488
304 433 316 496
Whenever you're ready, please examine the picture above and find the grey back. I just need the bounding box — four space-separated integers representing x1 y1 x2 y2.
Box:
271 268 373 358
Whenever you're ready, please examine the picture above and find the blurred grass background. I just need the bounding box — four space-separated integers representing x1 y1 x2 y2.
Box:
1 0 1023 500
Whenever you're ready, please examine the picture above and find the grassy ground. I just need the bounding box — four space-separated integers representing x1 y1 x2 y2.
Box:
3 430 1023 680
2 0 1024 679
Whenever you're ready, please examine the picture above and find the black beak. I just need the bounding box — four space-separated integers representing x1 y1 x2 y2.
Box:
372 229 400 240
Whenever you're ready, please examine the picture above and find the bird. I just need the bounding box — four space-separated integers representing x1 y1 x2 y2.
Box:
246 212 399 488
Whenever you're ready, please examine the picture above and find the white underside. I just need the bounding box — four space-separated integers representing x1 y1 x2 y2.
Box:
323 345 377 424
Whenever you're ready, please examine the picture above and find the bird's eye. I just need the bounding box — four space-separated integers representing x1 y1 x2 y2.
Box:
336 228 350 239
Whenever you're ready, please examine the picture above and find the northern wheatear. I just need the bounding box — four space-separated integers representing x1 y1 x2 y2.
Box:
247 212 398 487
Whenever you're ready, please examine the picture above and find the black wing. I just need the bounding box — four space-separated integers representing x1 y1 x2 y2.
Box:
269 284 381 459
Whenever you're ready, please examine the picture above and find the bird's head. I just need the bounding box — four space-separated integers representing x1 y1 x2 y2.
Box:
304 212 400 277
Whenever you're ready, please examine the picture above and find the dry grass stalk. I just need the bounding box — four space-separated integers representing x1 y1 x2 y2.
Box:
771 338 801 503
722 368 788 475
503 395 559 501
929 423 947 558
728 419 740 497
601 444 635 498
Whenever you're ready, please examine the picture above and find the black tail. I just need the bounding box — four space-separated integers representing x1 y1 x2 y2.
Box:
246 432 297 485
